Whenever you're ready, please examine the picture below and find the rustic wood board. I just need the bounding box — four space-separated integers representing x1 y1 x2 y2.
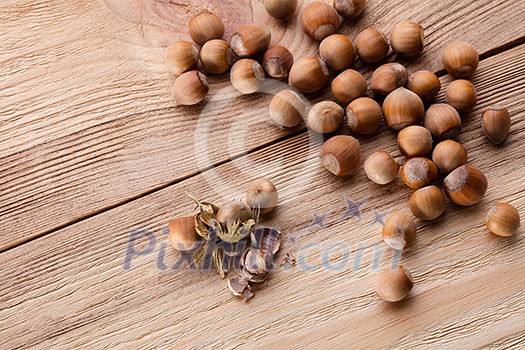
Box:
1 0 525 250
0 34 524 349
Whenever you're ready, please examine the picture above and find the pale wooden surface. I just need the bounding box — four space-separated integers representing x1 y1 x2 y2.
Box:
1 0 525 349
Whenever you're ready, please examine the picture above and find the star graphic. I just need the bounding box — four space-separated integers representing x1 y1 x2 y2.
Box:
371 209 389 227
286 236 297 244
310 212 330 229
341 197 367 221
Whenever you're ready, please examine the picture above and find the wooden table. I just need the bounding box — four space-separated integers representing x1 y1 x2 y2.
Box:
1 0 524 348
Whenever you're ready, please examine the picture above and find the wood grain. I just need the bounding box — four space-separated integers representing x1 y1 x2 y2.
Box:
2 0 525 250
0 45 523 349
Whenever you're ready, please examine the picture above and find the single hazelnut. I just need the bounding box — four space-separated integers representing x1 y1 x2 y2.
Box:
432 140 468 174
445 79 477 113
171 70 209 105
409 185 446 220
370 63 408 96
246 178 278 214
346 97 382 135
354 28 389 63
289 56 330 93
442 41 479 78
319 135 361 176
307 101 344 134
189 12 225 45
216 201 253 227
231 25 271 58
165 41 199 75
390 22 424 56
382 212 417 250
375 266 414 302
199 39 232 74
444 165 488 206
331 69 367 104
364 151 399 185
300 1 341 41
486 203 521 237
264 0 297 20
424 103 462 140
230 59 265 94
382 87 425 130
262 46 294 79
482 107 511 144
320 34 356 71
407 70 441 102
269 89 305 128
397 125 433 158
333 0 366 18
400 157 439 189
169 217 202 251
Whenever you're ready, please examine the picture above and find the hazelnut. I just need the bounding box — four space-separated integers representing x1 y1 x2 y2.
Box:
331 69 367 104
432 140 468 174
169 217 202 251
382 212 417 250
171 70 209 105
289 56 330 93
445 79 477 113
346 97 382 135
319 135 361 176
307 101 344 134
231 25 271 58
320 34 356 71
216 201 253 227
444 165 488 206
269 89 305 128
300 1 341 41
264 0 297 20
333 0 366 18
262 46 294 79
409 185 446 220
354 28 389 63
407 70 441 102
375 266 414 302
442 41 479 78
364 151 399 185
246 178 278 214
400 157 439 189
382 87 425 130
199 39 232 74
424 103 462 140
486 203 521 237
397 126 433 158
230 59 265 94
165 41 199 75
189 12 225 45
390 22 424 56
482 107 511 144
370 63 408 96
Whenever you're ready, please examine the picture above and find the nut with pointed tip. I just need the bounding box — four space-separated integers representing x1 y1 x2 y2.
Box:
200 39 232 74
432 140 468 174
354 28 389 63
364 151 399 185
246 178 278 214
444 165 487 206
216 202 253 228
307 101 344 134
370 63 408 96
300 1 341 41
382 212 416 250
165 41 199 75
346 97 382 135
442 41 479 78
397 125 433 158
486 203 521 237
230 59 265 94
333 0 366 18
171 70 209 105
189 12 225 45
424 103 462 140
400 157 439 189
319 135 361 176
269 89 305 128
375 266 414 302
289 56 330 93
410 185 446 220
331 69 367 104
407 70 441 102
168 217 202 251
230 25 271 58
320 34 356 71
262 46 294 79
482 107 511 144
264 0 297 20
390 22 424 56
445 79 477 113
382 87 425 130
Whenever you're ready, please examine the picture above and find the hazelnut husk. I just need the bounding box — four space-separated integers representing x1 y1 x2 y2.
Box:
346 97 382 135
333 0 366 18
382 212 417 250
264 0 297 20
320 34 356 71
331 69 367 104
390 22 424 56
171 70 209 106
482 107 511 144
444 165 488 206
424 103 462 140
289 56 330 93
400 157 439 189
407 70 441 102
319 135 361 176
269 89 305 128
375 266 414 302
189 12 225 45
262 46 294 79
231 25 271 58
230 59 265 94
486 203 521 237
307 101 344 134
165 41 199 75
432 140 468 174
200 39 232 75
354 28 389 63
300 1 341 41
409 185 446 220
168 216 202 251
445 79 477 113
246 178 278 214
397 125 433 158
442 41 479 78
382 87 425 130
364 151 399 185
370 63 408 96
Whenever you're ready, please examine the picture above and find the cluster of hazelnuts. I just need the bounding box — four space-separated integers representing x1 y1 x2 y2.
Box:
165 0 521 303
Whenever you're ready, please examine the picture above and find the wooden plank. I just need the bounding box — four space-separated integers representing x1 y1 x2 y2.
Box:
2 0 525 250
0 45 524 348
